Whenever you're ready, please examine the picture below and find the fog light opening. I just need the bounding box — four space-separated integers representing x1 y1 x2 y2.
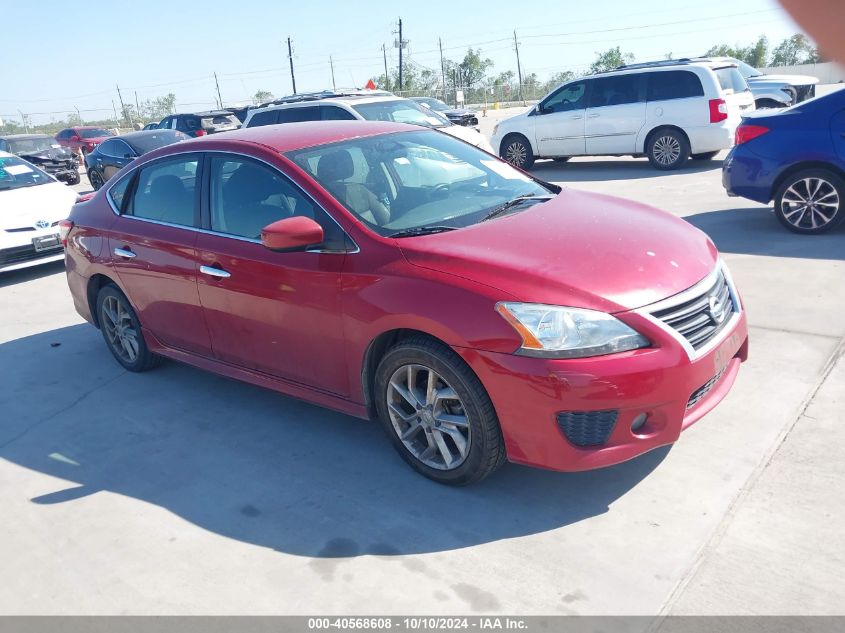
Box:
631 413 649 433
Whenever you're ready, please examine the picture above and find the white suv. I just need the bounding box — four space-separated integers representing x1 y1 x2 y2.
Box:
492 60 754 170
244 90 494 153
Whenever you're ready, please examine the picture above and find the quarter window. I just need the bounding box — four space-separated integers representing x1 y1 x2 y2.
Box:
321 106 357 121
208 156 346 249
646 71 704 101
97 139 120 157
125 158 198 226
108 174 133 211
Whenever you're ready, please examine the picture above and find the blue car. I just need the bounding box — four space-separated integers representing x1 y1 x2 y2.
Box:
723 88 845 234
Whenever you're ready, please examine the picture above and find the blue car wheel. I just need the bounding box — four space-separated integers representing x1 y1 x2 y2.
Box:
774 169 845 234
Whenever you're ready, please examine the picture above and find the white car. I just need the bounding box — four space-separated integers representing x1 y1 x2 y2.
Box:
492 60 754 170
244 90 494 153
0 151 78 273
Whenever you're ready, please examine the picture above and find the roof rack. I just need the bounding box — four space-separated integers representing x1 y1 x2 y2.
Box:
613 58 694 71
259 88 394 108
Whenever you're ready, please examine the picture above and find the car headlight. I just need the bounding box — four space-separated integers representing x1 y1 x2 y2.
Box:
495 302 649 359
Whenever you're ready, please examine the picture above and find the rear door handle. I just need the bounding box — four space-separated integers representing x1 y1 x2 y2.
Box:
114 247 136 259
200 265 231 279
587 113 600 118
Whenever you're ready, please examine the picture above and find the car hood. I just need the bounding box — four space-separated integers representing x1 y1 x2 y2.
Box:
748 74 819 86
439 124 493 152
17 147 74 162
0 182 78 230
398 189 718 313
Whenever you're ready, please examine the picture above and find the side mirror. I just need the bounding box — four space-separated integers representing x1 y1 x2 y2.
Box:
70 135 80 142
261 216 324 252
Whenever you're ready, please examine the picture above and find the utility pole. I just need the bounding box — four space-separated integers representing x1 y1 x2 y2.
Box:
18 110 28 133
397 18 404 93
329 56 336 91
287 37 297 94
382 44 390 92
134 92 140 120
75 106 83 125
111 100 119 124
214 72 223 109
116 83 131 125
439 38 447 101
513 30 524 104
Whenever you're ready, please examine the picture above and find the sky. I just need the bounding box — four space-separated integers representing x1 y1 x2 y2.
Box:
0 0 804 125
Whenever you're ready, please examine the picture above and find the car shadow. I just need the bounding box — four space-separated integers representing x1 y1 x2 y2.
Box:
530 158 723 182
0 324 669 558
684 207 845 260
0 260 65 288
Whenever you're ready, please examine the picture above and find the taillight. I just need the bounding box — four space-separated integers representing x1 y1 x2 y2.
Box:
709 98 728 123
58 219 74 247
735 124 770 145
194 129 207 137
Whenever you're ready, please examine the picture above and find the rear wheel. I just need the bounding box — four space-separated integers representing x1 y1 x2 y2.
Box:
691 151 720 161
500 134 535 169
374 336 506 485
646 128 690 170
88 169 105 191
774 169 845 234
96 285 162 372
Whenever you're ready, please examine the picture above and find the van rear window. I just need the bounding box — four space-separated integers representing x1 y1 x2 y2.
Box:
714 67 749 94
646 71 704 101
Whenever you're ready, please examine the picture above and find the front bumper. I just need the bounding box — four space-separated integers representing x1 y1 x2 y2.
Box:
455 292 749 472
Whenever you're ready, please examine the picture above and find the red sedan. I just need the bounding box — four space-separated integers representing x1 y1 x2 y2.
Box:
61 121 748 485
55 126 115 156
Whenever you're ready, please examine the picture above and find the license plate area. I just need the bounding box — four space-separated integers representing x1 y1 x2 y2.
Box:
32 233 61 252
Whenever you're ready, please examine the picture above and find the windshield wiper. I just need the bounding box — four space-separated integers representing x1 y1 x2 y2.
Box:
482 195 554 222
388 225 459 238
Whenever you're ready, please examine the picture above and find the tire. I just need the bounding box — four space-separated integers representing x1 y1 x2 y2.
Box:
88 169 105 191
774 168 845 234
691 151 720 161
553 157 571 163
500 134 535 169
96 285 162 372
374 336 506 485
646 128 690 170
67 171 81 185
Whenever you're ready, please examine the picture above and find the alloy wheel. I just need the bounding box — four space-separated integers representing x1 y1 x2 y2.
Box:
89 170 104 190
653 135 681 166
505 141 527 168
386 364 471 470
101 295 140 364
781 177 840 230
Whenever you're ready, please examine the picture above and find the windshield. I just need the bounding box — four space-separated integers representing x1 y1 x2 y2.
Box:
7 137 61 154
286 129 552 236
352 100 451 129
127 130 189 154
0 155 53 192
733 59 762 78
80 128 114 139
416 98 450 112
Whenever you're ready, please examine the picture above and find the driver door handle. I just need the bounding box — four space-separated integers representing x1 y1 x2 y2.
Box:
114 247 136 259
200 265 231 279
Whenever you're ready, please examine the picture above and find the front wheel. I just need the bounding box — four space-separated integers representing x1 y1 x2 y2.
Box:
774 169 845 234
66 170 81 185
374 336 506 485
96 285 162 372
646 129 690 170
500 134 535 170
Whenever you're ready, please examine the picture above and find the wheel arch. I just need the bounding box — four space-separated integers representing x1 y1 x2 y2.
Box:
640 124 690 154
86 273 120 329
499 131 536 157
771 161 845 202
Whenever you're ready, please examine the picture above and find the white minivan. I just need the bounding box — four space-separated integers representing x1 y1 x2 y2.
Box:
491 60 754 170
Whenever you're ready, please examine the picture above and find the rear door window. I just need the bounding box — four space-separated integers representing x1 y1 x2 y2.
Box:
646 71 704 101
714 67 748 95
321 106 357 121
587 74 643 108
276 107 321 123
125 157 199 226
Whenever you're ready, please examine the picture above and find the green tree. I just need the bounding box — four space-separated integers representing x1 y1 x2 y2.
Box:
589 47 635 74
771 34 822 66
705 35 769 67
252 89 274 105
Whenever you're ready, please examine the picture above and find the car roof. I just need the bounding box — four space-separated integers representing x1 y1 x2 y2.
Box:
175 120 417 153
116 130 182 141
0 134 53 140
176 110 234 117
